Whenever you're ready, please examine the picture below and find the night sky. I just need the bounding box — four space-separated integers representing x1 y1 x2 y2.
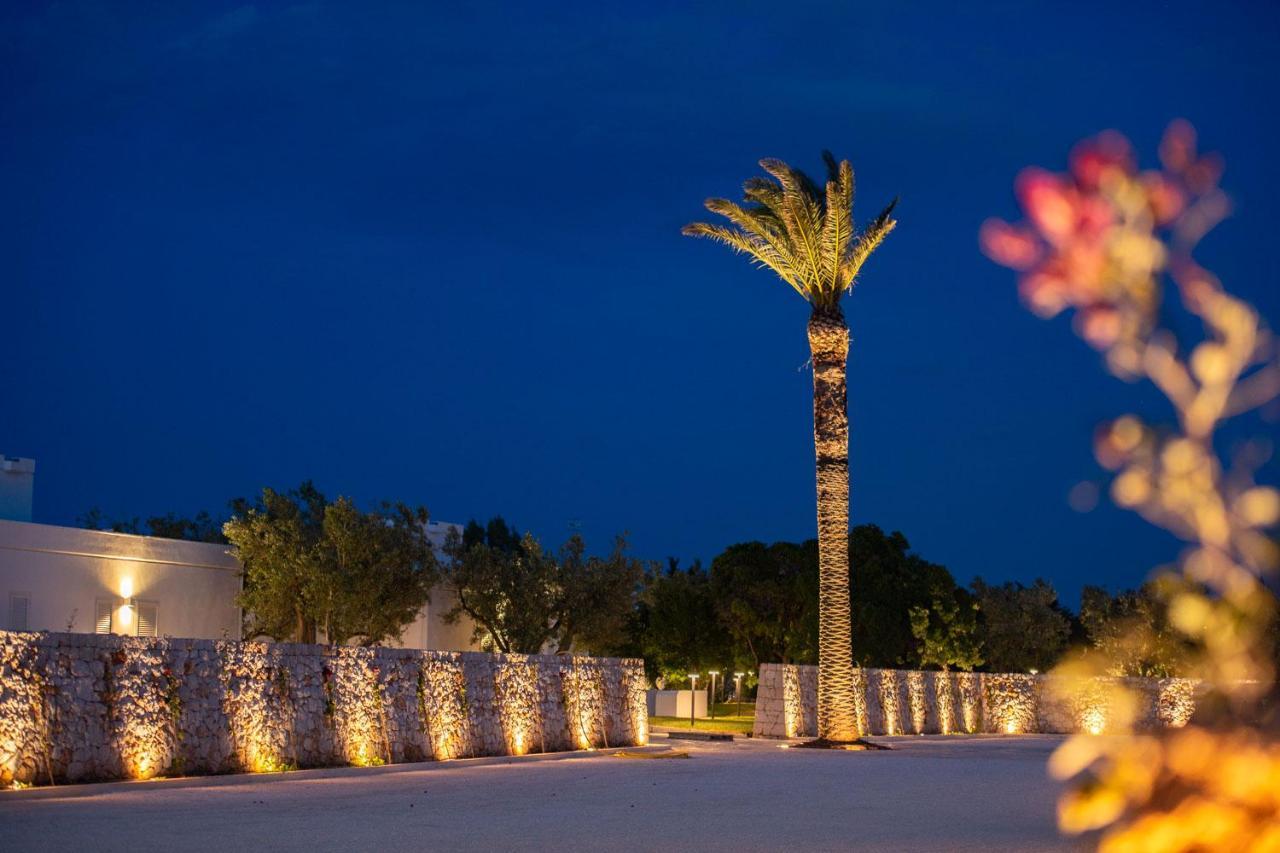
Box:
4 2 1278 608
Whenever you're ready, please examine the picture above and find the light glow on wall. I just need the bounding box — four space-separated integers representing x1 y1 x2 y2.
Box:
1082 706 1107 736
624 664 649 747
1157 680 1196 728
495 658 540 757
560 660 606 751
879 670 901 736
907 671 927 734
421 657 469 760
118 577 134 599
782 666 802 739
935 674 956 735
960 677 980 734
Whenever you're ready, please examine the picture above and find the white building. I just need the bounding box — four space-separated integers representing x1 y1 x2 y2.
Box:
0 458 478 651
0 518 243 639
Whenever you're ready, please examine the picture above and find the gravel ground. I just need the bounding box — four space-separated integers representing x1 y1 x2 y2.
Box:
0 734 1087 852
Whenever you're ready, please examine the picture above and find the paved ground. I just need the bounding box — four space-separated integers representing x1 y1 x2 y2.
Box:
0 735 1087 852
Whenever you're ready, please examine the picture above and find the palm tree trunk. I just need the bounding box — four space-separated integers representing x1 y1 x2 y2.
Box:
808 306 858 742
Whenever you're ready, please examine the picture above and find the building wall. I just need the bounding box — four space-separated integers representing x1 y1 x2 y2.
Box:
0 519 479 651
0 630 649 786
390 586 481 652
385 518 479 651
0 519 241 640
753 662 1200 738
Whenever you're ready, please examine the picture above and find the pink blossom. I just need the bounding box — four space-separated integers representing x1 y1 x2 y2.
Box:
1076 305 1122 349
979 219 1040 270
1142 172 1185 225
1069 130 1134 189
1016 169 1078 245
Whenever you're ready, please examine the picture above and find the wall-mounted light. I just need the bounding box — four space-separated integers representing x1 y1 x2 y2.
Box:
119 577 134 599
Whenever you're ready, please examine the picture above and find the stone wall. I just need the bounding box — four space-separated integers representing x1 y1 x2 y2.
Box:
754 663 1198 739
0 631 648 787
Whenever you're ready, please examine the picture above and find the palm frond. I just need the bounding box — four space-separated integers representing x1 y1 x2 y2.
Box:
840 197 898 290
760 158 826 290
705 197 783 243
704 197 799 277
685 154 897 309
817 159 854 304
681 222 808 298
821 150 840 185
742 177 788 225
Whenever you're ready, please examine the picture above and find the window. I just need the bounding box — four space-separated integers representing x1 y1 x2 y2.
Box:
8 593 30 631
95 598 113 634
136 601 158 638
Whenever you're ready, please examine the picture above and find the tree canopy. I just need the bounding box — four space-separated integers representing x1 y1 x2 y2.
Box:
971 578 1071 673
909 587 983 672
633 559 734 686
223 482 437 646
1079 582 1193 678
709 540 818 668
79 507 227 543
638 525 977 674
847 525 965 669
440 517 644 655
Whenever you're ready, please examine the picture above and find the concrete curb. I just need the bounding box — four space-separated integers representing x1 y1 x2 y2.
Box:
658 730 735 742
0 744 675 801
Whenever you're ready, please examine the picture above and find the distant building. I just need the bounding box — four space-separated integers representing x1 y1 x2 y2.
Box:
0 456 35 523
0 456 477 651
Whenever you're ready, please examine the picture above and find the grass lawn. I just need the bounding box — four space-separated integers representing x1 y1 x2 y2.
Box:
650 701 756 734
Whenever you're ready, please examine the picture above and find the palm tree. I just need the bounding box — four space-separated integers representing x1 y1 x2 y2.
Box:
683 154 896 742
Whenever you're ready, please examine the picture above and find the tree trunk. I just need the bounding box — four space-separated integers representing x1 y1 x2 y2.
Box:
808 307 859 742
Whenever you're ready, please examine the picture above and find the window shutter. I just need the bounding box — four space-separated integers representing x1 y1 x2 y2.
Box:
95 598 113 634
8 594 29 631
136 601 158 638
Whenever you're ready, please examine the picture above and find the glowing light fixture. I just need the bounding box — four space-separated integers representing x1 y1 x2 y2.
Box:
1082 706 1107 736
119 577 134 599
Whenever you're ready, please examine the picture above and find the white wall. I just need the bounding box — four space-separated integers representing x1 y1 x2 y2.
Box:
647 689 709 719
389 584 480 651
0 519 241 639
0 518 480 651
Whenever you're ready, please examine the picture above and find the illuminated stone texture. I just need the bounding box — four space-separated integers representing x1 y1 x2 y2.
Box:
0 631 646 787
755 663 1201 739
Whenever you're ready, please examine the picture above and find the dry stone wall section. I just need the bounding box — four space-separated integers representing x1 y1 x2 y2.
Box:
0 631 648 787
755 663 1197 739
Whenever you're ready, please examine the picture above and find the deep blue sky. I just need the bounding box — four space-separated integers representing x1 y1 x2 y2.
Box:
3 2 1278 608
